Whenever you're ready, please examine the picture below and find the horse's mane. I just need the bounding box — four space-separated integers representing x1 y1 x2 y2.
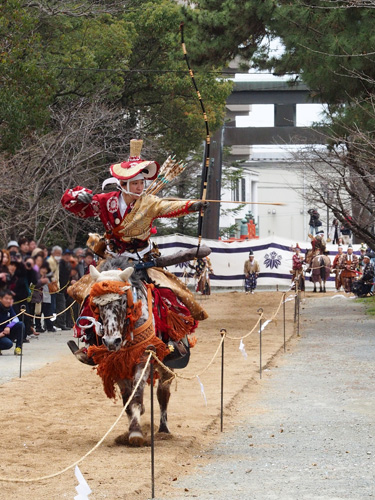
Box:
100 257 143 287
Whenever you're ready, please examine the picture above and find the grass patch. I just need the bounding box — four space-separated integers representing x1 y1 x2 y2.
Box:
356 295 375 315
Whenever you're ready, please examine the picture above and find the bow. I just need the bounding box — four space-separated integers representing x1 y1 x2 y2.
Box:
180 22 211 255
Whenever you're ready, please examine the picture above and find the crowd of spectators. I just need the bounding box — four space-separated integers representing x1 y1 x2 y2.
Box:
0 238 97 355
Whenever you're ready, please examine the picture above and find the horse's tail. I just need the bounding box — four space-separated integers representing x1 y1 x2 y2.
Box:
320 257 326 280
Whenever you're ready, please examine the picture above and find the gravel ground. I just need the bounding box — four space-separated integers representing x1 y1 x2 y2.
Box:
159 295 375 500
0 328 73 385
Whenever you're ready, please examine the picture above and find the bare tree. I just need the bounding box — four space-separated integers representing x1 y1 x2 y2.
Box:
294 108 375 248
0 97 138 246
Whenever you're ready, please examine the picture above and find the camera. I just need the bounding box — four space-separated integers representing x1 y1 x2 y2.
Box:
10 252 22 262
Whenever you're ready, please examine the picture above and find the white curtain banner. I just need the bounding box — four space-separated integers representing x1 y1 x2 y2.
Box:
152 234 362 289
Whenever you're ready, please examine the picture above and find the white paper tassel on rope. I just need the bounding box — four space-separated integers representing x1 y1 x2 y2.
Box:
239 339 248 359
74 465 92 500
283 295 296 304
196 375 207 406
260 319 271 332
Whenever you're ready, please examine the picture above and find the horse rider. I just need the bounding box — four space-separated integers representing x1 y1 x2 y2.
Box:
332 244 344 291
61 139 206 260
309 229 326 254
339 244 359 293
291 243 305 291
61 139 208 363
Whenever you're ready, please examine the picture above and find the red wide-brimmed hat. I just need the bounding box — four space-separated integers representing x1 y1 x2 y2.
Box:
110 139 160 181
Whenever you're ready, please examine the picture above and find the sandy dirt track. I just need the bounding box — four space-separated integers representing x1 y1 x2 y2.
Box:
0 290 300 500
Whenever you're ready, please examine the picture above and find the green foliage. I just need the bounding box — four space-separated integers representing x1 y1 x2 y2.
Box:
187 1 375 125
0 0 231 156
356 296 375 316
183 0 274 67
0 0 231 245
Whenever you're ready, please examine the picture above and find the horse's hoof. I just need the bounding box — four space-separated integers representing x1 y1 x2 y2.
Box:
115 431 146 447
313 289 317 293
158 423 170 434
129 431 145 447
114 432 130 446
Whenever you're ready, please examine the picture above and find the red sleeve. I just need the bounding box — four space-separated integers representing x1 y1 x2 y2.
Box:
61 186 96 218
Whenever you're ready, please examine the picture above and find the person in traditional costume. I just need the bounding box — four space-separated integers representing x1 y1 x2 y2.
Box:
243 250 260 294
61 139 208 364
309 229 326 254
291 243 305 291
194 256 214 295
352 255 375 297
339 244 359 293
358 243 367 272
331 244 344 291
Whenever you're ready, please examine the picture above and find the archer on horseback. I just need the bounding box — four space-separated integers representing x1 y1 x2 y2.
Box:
61 138 209 365
290 243 305 292
306 229 331 293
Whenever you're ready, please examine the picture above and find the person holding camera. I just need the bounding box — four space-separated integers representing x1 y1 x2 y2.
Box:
0 249 10 291
8 255 37 340
307 208 322 236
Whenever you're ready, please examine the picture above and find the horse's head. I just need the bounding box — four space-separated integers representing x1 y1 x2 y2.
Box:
89 265 134 351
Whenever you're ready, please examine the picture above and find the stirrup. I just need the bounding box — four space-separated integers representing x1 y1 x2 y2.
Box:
67 340 96 366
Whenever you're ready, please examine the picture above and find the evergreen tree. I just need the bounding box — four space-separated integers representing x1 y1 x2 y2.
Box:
0 0 231 245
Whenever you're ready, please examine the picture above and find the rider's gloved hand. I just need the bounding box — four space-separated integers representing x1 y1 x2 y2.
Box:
77 192 93 204
190 201 208 212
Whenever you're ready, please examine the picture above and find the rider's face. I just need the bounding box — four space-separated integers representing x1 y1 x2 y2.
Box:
120 179 145 199
129 179 145 194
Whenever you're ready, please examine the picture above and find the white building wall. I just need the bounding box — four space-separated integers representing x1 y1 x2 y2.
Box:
255 163 305 242
220 162 307 243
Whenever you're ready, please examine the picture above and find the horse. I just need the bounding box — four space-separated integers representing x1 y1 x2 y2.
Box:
306 250 331 293
84 257 178 447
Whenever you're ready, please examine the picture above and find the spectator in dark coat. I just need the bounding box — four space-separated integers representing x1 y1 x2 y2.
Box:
18 237 30 261
55 249 72 330
76 250 96 277
0 289 26 355
0 249 10 291
308 208 322 236
8 255 37 339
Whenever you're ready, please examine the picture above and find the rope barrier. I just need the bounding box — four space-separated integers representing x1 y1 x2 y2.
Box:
145 291 294 382
0 310 24 327
23 301 77 320
0 353 153 483
0 301 77 327
0 290 296 484
12 281 72 306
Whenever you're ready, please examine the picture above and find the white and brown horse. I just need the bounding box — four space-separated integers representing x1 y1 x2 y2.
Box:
306 250 331 293
86 258 174 446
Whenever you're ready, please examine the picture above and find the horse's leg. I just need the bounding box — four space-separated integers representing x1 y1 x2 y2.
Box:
156 367 173 434
119 362 150 446
319 278 323 292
